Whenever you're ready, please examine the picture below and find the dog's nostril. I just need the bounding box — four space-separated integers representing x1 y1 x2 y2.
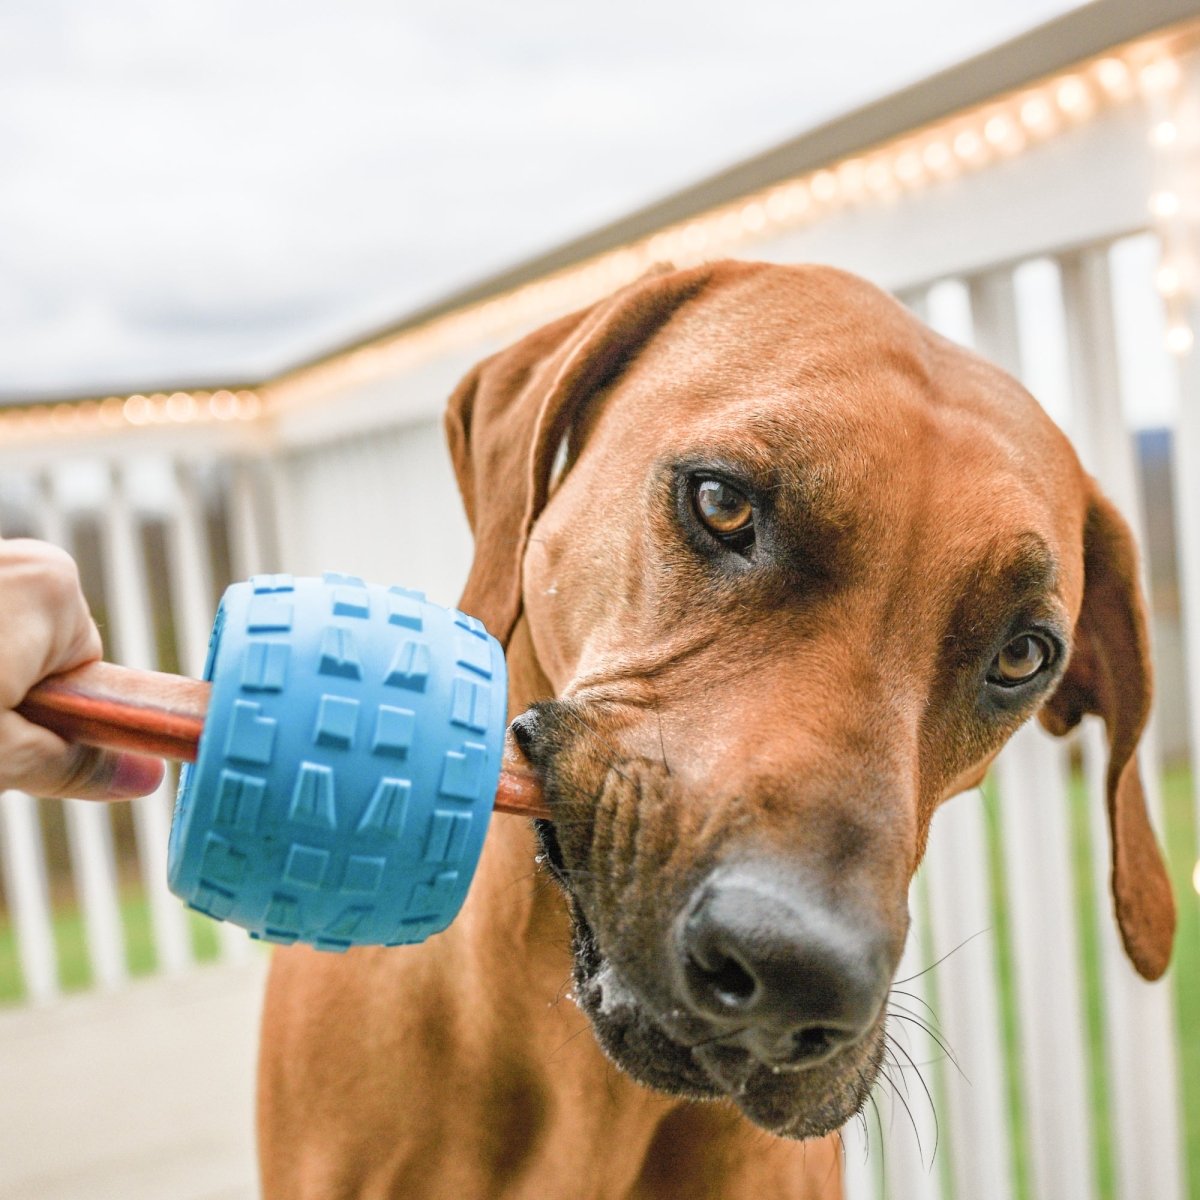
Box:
688 949 757 1009
508 711 539 758
792 1026 835 1063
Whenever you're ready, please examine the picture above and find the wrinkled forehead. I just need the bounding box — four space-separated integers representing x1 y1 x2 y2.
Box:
601 267 1089 592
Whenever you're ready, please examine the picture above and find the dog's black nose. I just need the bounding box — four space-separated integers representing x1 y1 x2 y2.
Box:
675 867 891 1069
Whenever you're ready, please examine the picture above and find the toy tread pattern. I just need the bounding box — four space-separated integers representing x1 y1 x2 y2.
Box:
167 573 508 950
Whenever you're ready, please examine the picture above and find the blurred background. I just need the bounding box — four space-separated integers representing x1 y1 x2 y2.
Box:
1 2 1198 1199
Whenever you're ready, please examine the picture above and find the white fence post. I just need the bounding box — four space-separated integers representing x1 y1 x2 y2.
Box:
32 472 129 992
970 267 1096 1200
165 459 251 963
1059 245 1185 1200
228 458 273 578
0 501 60 1003
921 792 1014 1200
0 791 59 1002
100 464 193 976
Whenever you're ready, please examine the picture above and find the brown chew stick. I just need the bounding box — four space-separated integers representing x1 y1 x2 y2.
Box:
16 661 550 820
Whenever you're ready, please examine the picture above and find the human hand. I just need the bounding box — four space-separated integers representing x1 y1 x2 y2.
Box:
0 538 165 800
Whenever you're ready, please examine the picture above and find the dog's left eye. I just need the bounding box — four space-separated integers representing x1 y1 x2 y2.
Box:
693 478 755 544
987 633 1054 686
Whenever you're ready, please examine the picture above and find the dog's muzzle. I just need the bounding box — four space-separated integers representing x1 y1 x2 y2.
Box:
512 701 898 1136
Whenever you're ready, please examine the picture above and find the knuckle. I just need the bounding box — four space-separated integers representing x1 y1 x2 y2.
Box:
4 540 84 607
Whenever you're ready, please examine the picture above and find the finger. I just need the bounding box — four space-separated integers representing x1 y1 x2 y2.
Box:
0 712 165 800
0 540 104 709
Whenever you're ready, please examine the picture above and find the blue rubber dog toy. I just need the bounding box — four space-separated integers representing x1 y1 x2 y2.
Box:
162 573 513 950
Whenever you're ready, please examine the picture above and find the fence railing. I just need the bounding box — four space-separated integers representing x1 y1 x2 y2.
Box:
0 6 1196 1199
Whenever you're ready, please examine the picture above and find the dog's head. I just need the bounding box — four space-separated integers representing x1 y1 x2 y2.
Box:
445 261 1175 1138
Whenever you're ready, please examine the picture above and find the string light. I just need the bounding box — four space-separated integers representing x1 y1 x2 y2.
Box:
1151 119 1179 147
2 28 1196 442
810 170 839 203
1150 190 1182 218
1140 57 1183 94
1055 75 1093 117
952 128 986 162
1156 262 1184 297
893 149 925 186
1167 323 1194 355
1145 44 1195 358
1019 94 1055 134
921 139 953 174
1094 56 1134 98
1193 857 1200 896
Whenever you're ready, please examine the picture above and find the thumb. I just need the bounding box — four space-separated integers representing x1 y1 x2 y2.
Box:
0 712 165 800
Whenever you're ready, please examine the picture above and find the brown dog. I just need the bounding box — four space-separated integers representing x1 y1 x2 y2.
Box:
257 260 1175 1199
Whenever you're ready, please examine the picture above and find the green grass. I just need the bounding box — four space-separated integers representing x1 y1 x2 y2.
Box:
0 884 222 1001
1163 767 1200 1200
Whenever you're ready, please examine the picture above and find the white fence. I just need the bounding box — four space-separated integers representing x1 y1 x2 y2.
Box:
0 7 1197 1199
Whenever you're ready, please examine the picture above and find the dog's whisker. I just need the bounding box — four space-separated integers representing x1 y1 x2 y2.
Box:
886 1007 962 1076
883 1023 942 1163
544 1020 598 1063
879 1049 927 1173
885 995 950 1044
893 927 990 985
886 985 941 1021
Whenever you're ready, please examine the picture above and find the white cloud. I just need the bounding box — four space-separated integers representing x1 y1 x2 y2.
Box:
0 0 1085 397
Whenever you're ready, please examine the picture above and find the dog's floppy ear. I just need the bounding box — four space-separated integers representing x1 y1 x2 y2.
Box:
444 263 713 646
1038 489 1175 980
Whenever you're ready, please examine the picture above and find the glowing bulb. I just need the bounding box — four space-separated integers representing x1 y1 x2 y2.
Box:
1166 323 1194 355
1056 76 1091 116
99 397 125 428
786 182 812 214
765 189 792 222
953 129 984 160
1193 858 1200 895
922 140 952 172
1156 263 1183 297
864 160 893 192
50 404 77 432
211 390 238 420
717 211 742 241
1020 95 1054 132
1151 190 1181 218
984 115 1014 146
739 202 766 233
1151 121 1179 148
894 150 923 185
123 395 150 425
166 392 196 422
837 159 865 200
1139 58 1182 95
1094 57 1132 96
811 170 838 203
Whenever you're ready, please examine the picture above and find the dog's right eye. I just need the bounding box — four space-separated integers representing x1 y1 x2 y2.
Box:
692 478 755 550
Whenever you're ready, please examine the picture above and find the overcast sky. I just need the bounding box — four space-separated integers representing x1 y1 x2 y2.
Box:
0 0 1087 401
